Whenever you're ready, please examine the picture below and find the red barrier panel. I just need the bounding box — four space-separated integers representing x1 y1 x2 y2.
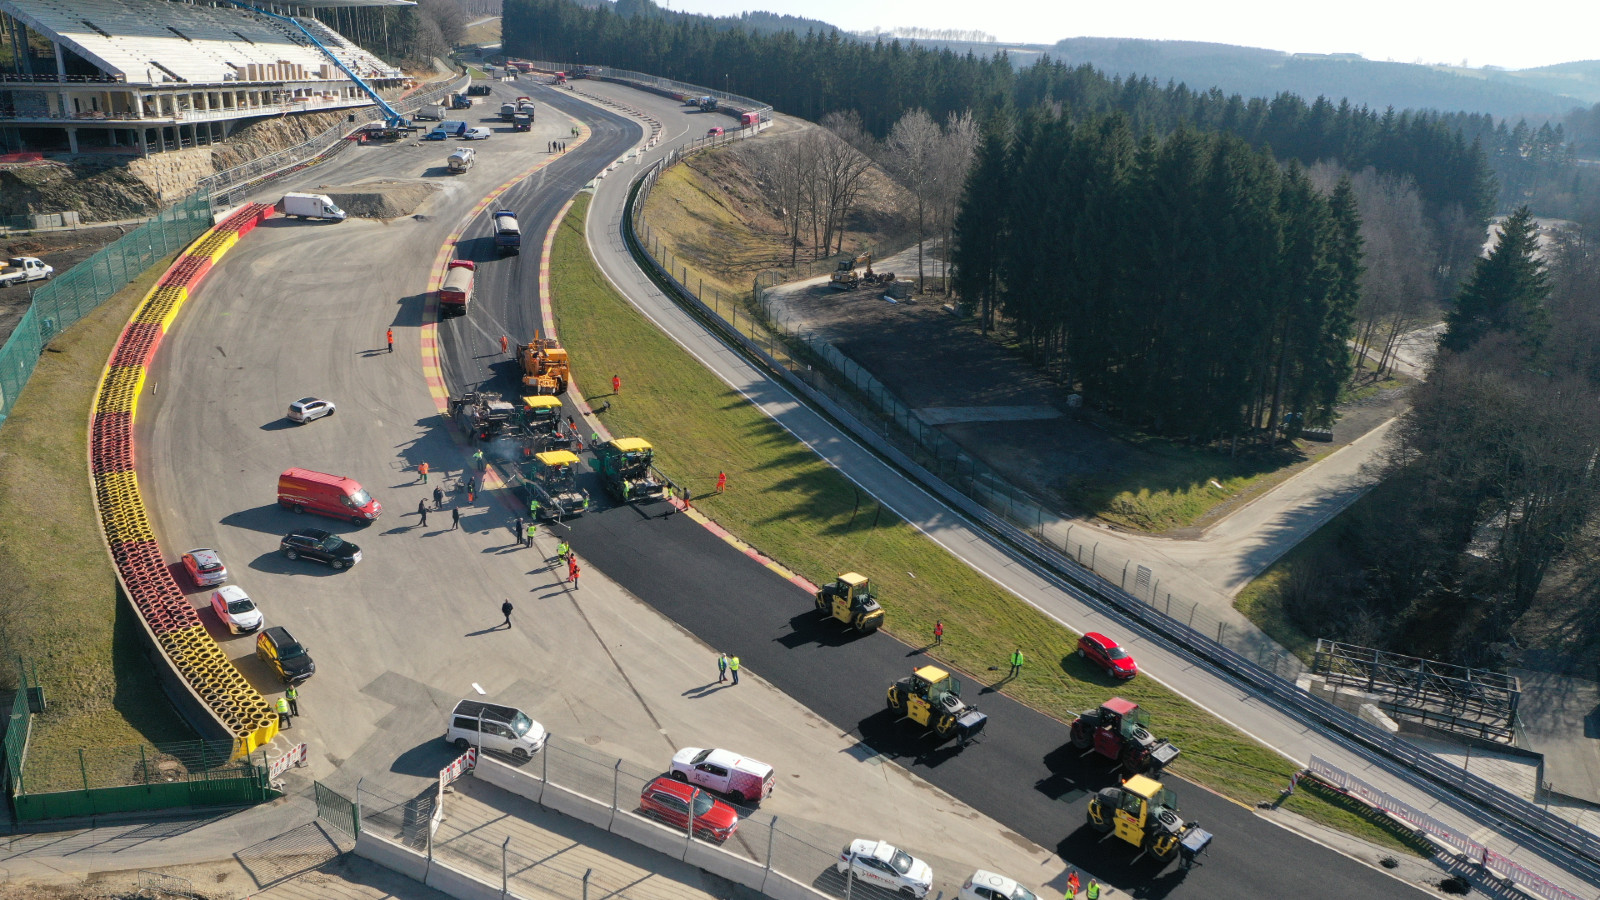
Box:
110 323 164 368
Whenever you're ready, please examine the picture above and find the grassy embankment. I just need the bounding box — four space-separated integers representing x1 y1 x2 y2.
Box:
552 191 1429 855
0 259 196 790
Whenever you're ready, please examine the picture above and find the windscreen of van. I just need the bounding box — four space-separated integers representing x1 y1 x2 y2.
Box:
347 488 373 508
511 712 533 735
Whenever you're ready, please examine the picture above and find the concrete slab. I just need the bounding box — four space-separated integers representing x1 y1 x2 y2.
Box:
1514 668 1600 805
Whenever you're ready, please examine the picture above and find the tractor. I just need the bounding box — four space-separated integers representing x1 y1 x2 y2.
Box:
1086 775 1212 867
815 572 883 632
1069 697 1180 777
886 665 987 744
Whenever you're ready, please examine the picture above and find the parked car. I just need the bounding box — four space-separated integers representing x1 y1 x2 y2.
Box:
445 699 546 759
209 585 263 635
287 397 335 424
836 840 933 898
706 126 724 137
1077 632 1138 679
463 127 492 140
669 747 774 804
638 776 739 842
280 528 362 569
180 548 228 587
422 129 449 141
960 871 1038 900
256 625 315 684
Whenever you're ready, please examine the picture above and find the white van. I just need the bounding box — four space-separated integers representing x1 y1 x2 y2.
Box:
445 700 547 759
277 193 346 221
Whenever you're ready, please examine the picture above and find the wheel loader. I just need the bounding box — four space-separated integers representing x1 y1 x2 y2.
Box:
815 572 883 632
1069 697 1181 776
1086 775 1212 866
886 665 987 744
517 338 570 395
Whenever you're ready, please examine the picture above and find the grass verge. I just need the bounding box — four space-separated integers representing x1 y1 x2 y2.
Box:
0 257 197 791
553 192 1426 854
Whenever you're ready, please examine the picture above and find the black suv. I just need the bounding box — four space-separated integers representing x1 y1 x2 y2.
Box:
256 626 316 684
280 528 361 570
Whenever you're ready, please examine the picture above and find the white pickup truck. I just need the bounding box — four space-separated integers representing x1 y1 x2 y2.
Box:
0 256 54 288
669 747 774 804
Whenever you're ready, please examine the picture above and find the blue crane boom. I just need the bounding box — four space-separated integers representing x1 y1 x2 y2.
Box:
216 0 410 128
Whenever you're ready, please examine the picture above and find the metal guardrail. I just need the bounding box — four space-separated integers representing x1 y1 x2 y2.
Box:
618 135 1600 891
514 59 771 116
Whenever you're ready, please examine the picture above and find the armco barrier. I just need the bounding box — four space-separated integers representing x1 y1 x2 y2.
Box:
38 200 284 821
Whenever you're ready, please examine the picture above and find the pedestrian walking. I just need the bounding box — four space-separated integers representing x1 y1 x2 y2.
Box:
715 471 726 493
418 461 430 484
717 652 728 683
934 621 944 645
1009 647 1025 677
433 485 444 510
1085 879 1100 900
501 599 514 628
285 684 300 717
276 695 293 729
1064 871 1080 900
419 506 428 528
729 655 740 685
451 506 461 530
500 334 509 354
386 327 394 353
612 374 621 395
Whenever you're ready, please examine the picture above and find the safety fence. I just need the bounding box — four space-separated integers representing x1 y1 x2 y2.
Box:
355 736 993 900
620 139 1600 892
1308 758 1586 900
81 203 284 800
0 661 38 803
13 739 273 820
0 189 212 426
202 75 470 207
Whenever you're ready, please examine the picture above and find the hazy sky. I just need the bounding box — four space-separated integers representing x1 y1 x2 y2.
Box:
663 0 1597 70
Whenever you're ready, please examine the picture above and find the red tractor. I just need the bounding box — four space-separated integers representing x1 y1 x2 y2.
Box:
1069 697 1180 777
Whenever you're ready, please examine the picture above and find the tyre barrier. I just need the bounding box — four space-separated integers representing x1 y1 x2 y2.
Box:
87 202 280 760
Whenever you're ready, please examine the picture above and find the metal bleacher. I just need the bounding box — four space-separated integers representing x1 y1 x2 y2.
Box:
3 0 398 85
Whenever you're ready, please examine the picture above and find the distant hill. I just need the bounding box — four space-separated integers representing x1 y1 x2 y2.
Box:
1046 37 1596 121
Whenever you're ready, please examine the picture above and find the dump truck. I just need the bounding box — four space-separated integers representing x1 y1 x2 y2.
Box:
516 338 570 395
0 256 54 287
1086 775 1211 866
492 210 521 254
596 438 666 502
518 395 574 453
815 573 884 632
512 112 533 132
516 96 535 114
886 665 987 744
520 450 590 519
439 260 475 317
500 102 518 120
450 391 517 443
447 146 476 173
1069 697 1181 777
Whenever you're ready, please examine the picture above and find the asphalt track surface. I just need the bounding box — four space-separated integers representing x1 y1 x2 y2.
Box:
428 85 1424 898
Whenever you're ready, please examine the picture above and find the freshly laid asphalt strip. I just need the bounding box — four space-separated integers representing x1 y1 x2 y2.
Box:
437 84 641 394
558 499 1423 898
436 86 1424 898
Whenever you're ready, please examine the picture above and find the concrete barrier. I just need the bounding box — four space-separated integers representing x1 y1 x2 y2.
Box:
685 837 768 889
609 807 690 857
425 857 503 900
354 831 429 882
763 868 834 900
475 755 543 799
537 781 613 830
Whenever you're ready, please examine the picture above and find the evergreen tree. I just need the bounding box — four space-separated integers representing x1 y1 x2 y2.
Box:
1441 207 1549 354
950 113 1011 333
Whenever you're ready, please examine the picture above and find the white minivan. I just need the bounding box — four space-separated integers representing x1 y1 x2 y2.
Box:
445 700 547 760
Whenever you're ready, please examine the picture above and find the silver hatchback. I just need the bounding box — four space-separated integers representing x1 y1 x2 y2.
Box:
287 396 335 424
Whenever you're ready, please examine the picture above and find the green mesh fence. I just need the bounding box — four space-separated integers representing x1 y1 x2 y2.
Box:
0 188 212 426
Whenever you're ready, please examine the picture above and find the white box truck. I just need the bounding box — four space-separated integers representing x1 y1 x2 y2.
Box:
275 193 346 221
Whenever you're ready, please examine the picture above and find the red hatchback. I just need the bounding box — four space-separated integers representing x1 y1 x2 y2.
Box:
1078 632 1138 679
639 776 739 842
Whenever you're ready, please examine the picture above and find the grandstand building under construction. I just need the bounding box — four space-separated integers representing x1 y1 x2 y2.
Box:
0 0 410 156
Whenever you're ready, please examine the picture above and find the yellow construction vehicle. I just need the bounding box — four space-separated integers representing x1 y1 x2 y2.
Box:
886 665 987 744
829 253 872 291
815 572 883 632
1086 775 1212 866
516 338 570 395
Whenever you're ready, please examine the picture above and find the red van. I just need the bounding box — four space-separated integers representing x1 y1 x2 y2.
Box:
277 468 382 525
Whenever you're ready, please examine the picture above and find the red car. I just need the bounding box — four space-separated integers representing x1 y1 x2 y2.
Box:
1078 632 1138 679
639 776 739 842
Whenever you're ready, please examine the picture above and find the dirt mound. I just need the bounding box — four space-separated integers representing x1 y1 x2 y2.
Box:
315 180 440 219
0 161 157 221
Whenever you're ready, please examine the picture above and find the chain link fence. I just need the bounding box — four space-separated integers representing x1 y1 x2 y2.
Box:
21 738 260 795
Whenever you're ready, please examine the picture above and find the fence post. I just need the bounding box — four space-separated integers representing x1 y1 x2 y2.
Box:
539 734 549 804
501 836 510 899
79 748 89 792
1121 561 1129 588
608 759 621 828
140 745 149 785
583 868 592 900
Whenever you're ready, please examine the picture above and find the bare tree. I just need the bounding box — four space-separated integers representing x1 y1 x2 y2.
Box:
817 111 876 257
931 110 978 292
756 133 820 267
884 108 942 290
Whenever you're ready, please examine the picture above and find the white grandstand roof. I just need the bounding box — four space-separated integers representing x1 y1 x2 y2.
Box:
0 0 404 84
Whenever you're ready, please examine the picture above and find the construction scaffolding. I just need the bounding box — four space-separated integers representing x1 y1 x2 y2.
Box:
1311 640 1519 743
